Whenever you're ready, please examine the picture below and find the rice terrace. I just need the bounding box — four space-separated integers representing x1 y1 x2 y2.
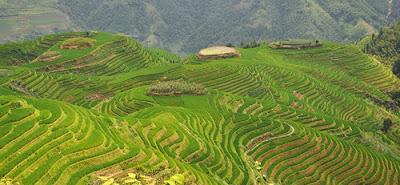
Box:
0 30 399 185
1 4 400 183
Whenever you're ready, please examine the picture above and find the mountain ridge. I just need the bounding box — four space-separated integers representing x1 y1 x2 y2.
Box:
1 0 400 54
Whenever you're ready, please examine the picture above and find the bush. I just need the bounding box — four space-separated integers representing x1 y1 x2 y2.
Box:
393 60 400 78
382 119 394 133
147 80 206 96
225 43 235 47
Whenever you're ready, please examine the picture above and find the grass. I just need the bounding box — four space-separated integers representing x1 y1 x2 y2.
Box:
0 32 399 185
45 32 116 64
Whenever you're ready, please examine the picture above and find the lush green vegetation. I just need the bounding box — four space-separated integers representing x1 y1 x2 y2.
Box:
0 0 71 43
0 32 400 185
364 22 400 77
57 0 399 54
1 1 400 54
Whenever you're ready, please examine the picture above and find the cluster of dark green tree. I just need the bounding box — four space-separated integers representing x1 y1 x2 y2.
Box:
364 22 400 77
57 0 400 54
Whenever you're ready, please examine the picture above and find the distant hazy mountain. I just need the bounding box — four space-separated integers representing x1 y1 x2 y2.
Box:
0 0 73 42
1 0 399 54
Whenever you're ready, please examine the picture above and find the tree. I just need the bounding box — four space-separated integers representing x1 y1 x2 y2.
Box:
393 60 400 78
226 43 234 47
382 119 393 133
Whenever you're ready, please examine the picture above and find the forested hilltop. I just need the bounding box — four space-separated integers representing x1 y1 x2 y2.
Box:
1 0 400 53
364 22 400 77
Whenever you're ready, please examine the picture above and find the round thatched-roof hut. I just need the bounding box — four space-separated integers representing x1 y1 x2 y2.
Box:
197 46 240 60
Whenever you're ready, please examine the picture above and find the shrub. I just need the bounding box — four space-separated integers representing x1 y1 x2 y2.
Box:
382 119 394 133
147 80 206 96
240 40 261 49
393 60 400 78
225 43 235 47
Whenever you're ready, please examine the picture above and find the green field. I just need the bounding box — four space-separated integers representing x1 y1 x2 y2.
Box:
0 32 399 184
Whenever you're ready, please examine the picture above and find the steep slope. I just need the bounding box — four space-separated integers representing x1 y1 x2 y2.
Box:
0 0 72 43
1 0 400 54
363 22 400 77
58 0 400 53
0 33 400 184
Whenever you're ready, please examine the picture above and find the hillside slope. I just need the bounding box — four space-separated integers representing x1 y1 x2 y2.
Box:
0 0 72 42
1 0 400 54
363 22 400 77
0 33 400 184
57 0 400 53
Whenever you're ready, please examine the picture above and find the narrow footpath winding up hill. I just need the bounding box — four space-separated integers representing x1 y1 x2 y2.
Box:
0 32 400 184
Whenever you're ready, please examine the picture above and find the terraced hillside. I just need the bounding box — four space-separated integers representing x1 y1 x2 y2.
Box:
0 32 400 184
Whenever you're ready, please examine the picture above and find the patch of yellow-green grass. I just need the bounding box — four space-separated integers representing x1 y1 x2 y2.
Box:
0 69 8 75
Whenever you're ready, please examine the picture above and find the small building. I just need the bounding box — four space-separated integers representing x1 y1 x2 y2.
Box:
197 46 240 60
